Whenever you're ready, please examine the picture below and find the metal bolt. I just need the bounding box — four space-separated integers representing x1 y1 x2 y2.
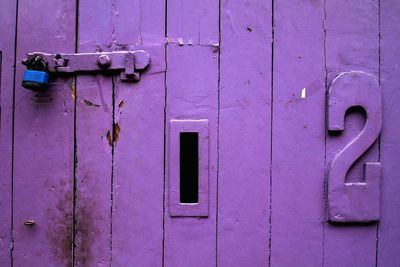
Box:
97 55 112 69
24 220 35 226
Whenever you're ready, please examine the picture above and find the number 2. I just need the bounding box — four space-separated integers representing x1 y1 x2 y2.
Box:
327 71 382 223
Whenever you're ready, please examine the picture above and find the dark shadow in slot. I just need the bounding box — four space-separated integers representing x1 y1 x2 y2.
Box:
180 132 199 204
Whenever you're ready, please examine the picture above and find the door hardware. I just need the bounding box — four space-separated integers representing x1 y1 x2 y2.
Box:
22 50 150 90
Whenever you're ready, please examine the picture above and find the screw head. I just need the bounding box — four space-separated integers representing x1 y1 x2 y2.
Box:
24 220 35 226
97 55 112 69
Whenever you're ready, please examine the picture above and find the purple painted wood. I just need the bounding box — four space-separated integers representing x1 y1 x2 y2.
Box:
164 0 218 265
12 1 76 266
270 1 325 266
111 0 165 266
324 0 380 266
4 0 400 266
378 0 400 265
0 0 17 265
164 47 218 267
74 0 114 265
218 0 272 266
327 72 382 223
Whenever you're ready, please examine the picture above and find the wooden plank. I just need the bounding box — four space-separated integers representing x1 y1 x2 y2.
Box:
164 0 218 265
111 0 165 266
0 0 17 265
12 1 76 266
271 0 325 265
74 0 114 265
217 0 272 266
377 0 400 265
324 0 380 266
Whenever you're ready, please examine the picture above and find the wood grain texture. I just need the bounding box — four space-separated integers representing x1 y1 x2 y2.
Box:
378 0 400 265
324 0 380 266
111 0 165 266
12 1 76 266
0 0 17 265
218 0 272 266
271 0 325 266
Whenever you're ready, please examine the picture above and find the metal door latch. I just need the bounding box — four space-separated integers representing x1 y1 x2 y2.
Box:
22 50 150 90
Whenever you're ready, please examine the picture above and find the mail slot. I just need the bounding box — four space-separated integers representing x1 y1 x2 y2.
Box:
169 119 209 217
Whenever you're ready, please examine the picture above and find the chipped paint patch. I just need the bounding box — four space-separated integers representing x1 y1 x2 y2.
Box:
106 130 112 147
70 82 76 100
301 87 306 98
83 99 100 107
106 123 121 146
113 123 120 143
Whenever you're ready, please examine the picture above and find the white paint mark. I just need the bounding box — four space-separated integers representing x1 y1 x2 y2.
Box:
301 87 306 98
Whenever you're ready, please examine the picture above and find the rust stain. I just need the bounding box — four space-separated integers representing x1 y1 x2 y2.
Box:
47 179 99 266
74 195 99 266
47 191 73 267
118 100 124 108
113 122 120 143
83 99 100 107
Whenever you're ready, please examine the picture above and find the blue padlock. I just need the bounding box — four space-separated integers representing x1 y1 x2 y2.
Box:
22 69 49 90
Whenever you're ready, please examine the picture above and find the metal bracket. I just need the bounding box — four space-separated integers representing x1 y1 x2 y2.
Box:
22 50 150 82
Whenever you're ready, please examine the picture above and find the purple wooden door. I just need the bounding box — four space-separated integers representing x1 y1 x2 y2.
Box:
1 0 400 266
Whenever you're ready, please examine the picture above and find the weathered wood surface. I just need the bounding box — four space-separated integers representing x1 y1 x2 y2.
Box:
11 1 76 266
74 0 114 265
164 0 218 265
324 1 380 266
218 0 272 266
1 0 399 266
271 1 325 266
378 0 400 265
111 0 165 266
0 1 17 266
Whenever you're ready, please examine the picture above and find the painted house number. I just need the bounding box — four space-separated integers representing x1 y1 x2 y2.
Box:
326 71 382 223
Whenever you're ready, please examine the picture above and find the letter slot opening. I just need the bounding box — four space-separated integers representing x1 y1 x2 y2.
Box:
180 132 199 204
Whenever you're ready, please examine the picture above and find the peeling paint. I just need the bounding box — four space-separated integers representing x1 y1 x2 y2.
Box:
106 123 120 147
106 130 112 147
113 123 120 143
83 99 100 107
70 83 76 100
301 88 306 98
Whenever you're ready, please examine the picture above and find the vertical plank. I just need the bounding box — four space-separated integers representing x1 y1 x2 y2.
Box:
12 0 76 266
271 0 325 266
164 0 218 266
324 0 380 266
378 0 400 265
218 0 272 266
0 0 17 265
74 0 113 266
111 0 165 266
